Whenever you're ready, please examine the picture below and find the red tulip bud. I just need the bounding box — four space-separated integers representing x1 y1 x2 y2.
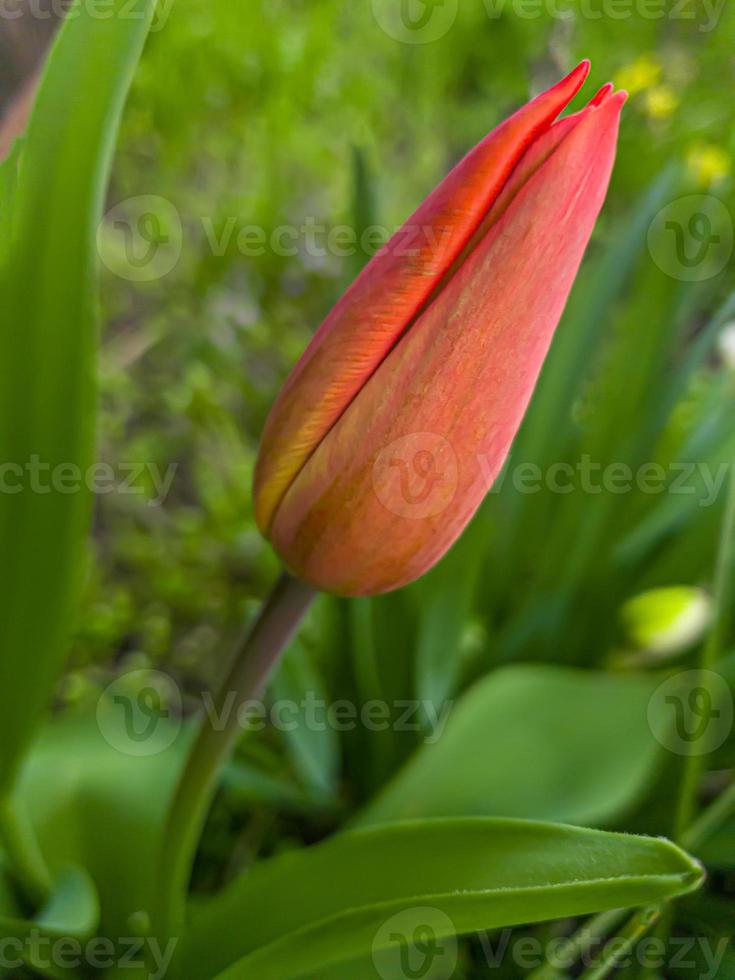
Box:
254 61 626 596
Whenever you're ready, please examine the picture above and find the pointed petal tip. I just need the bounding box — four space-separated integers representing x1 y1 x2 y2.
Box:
601 88 628 117
589 82 614 107
587 86 628 121
535 59 590 118
563 58 591 93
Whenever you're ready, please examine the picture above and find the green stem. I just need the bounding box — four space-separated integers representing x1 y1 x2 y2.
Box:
673 464 735 841
578 906 660 980
155 572 315 951
527 908 629 980
0 796 52 910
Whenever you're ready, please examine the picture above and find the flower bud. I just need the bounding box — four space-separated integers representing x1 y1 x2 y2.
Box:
255 62 625 596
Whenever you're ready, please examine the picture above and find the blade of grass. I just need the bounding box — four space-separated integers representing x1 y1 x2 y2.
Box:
526 908 628 980
674 463 735 839
682 776 735 852
0 0 157 907
0 0 157 801
578 906 660 980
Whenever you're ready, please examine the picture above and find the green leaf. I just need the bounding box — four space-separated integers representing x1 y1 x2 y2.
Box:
0 865 99 941
16 708 189 940
356 666 663 828
223 759 336 817
270 643 341 802
0 865 98 978
348 592 417 793
0 0 157 797
412 504 491 711
697 817 735 868
0 137 22 262
183 818 702 980
34 867 100 939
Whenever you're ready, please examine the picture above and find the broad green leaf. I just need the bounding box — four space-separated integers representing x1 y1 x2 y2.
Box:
183 818 702 980
356 666 663 828
0 865 98 941
309 950 448 980
0 0 157 798
16 708 189 940
0 865 98 977
34 867 100 939
17 702 344 944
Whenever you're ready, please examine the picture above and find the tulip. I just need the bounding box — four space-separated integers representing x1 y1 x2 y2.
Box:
254 61 626 596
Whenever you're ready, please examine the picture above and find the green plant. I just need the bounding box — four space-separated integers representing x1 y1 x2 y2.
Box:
1 3 734 979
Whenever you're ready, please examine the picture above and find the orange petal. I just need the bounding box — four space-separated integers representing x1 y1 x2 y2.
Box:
270 91 625 595
254 62 591 533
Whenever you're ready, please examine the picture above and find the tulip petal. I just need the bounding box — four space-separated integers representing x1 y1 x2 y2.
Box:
254 62 591 532
270 91 625 595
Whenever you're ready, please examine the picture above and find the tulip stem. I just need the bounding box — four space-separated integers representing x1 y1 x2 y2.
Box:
155 571 316 953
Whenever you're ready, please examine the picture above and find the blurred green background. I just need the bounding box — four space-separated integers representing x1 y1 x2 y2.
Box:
3 0 735 974
73 0 735 680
